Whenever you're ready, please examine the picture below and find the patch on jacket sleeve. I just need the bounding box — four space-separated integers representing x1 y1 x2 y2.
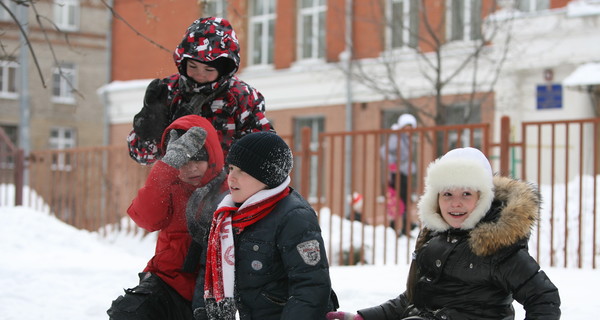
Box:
296 240 321 266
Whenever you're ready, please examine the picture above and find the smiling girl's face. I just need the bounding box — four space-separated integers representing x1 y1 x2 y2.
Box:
438 187 480 228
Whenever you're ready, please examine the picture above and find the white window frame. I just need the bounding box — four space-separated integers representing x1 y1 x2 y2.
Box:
0 0 18 22
49 127 76 171
297 0 327 61
52 63 76 104
516 0 550 12
293 116 324 201
201 0 227 18
0 60 19 99
446 0 482 42
54 0 80 32
387 0 419 50
249 0 276 66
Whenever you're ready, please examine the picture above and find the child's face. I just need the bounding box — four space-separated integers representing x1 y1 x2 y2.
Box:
178 160 209 186
438 187 480 228
186 59 219 84
227 165 267 203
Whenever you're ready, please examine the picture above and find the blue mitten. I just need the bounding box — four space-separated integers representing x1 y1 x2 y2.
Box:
161 126 207 169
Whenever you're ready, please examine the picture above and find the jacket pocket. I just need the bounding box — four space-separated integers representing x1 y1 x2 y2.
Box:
237 238 277 276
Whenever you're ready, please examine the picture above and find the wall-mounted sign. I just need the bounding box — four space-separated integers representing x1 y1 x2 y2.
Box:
536 84 562 110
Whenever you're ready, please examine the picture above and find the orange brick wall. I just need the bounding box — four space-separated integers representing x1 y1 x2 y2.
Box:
111 0 200 81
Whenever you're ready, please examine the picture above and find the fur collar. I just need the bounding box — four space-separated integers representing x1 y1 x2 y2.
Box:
469 176 540 256
418 176 540 257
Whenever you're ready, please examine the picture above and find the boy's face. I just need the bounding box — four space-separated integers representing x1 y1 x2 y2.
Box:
178 160 209 186
227 165 267 203
438 187 480 229
186 59 219 84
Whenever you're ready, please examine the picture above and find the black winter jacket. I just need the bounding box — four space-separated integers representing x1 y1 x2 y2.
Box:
358 176 561 320
192 188 336 320
234 188 333 320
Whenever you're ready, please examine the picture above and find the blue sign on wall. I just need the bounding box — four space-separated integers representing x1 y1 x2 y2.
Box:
537 84 563 110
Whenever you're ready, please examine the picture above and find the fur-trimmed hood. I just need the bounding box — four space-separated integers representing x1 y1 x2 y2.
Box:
419 176 540 256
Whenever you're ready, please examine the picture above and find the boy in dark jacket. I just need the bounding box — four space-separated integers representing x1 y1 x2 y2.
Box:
195 132 333 320
328 147 561 320
108 115 227 320
128 17 273 165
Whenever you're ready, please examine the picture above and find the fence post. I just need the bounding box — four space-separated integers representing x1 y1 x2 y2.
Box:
499 116 510 177
14 149 24 206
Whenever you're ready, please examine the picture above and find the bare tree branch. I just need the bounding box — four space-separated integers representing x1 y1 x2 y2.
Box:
338 0 514 127
30 1 84 98
99 0 170 53
0 0 46 87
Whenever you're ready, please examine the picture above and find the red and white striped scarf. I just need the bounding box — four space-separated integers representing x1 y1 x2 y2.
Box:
204 181 291 304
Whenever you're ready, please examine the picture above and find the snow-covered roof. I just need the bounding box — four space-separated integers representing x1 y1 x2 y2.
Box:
563 62 600 87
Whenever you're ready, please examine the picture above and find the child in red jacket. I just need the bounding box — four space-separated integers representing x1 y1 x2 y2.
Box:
108 115 226 320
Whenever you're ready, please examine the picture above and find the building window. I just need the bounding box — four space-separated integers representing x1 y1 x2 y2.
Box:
52 63 76 104
0 0 18 22
0 125 18 169
0 60 18 98
442 102 482 151
298 0 326 60
54 0 80 32
446 0 482 42
294 116 324 200
389 0 419 49
249 0 276 66
50 127 76 171
516 0 550 12
201 0 227 18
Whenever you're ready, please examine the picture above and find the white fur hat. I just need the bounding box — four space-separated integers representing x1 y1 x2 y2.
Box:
417 147 494 231
397 114 417 128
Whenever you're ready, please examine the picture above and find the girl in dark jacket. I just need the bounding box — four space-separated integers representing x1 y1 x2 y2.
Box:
128 17 273 165
328 147 561 320
195 132 334 320
108 115 227 320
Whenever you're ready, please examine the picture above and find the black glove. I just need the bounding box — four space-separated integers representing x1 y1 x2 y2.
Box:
161 127 207 169
133 79 170 143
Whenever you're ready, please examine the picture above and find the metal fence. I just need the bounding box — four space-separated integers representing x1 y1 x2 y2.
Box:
1 117 598 268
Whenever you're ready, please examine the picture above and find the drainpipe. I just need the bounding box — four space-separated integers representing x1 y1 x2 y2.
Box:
103 0 114 146
18 3 30 185
99 0 114 231
344 0 354 218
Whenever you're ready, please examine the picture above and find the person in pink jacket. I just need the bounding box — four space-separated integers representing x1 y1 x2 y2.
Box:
108 115 226 320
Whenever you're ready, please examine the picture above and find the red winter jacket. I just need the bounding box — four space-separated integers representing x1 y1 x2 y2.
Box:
127 115 225 301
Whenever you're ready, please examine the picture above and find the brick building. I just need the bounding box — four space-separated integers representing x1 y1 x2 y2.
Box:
0 0 109 159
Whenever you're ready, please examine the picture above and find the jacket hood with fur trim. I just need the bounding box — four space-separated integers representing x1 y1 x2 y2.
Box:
419 176 540 257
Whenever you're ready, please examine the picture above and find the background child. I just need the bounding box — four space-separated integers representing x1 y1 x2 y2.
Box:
128 17 273 165
380 114 417 236
196 132 334 320
328 147 561 320
108 115 226 320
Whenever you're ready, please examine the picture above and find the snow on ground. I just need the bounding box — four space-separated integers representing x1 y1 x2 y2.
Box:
0 206 597 319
